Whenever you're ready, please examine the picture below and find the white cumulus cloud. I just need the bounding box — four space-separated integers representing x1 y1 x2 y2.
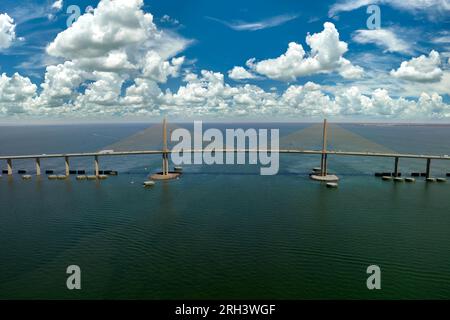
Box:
141 52 185 83
36 0 189 111
46 0 189 65
0 73 37 114
36 61 86 109
391 50 443 82
157 70 450 119
228 66 256 80
0 13 16 49
47 0 156 60
244 22 363 81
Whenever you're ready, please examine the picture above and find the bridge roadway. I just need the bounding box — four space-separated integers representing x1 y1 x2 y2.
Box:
1 149 450 161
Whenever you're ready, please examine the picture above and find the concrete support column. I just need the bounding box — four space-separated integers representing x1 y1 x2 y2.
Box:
167 155 170 175
320 154 324 176
94 155 99 176
65 156 70 176
321 119 328 177
36 158 41 176
394 157 399 177
320 153 328 176
165 153 169 175
162 153 169 175
7 159 12 175
426 158 431 178
162 117 169 176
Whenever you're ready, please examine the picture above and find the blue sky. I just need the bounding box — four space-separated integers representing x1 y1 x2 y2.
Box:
0 0 449 121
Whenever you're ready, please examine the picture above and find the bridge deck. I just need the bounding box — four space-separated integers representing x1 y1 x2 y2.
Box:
1 149 450 161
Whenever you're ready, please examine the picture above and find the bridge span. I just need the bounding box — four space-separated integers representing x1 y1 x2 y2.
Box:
1 119 449 179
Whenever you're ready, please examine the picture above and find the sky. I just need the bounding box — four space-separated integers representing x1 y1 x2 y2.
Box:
0 0 449 122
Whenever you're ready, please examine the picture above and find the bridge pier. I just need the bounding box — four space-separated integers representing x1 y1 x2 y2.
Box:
162 152 169 175
162 117 169 176
36 158 41 176
7 159 12 175
320 154 324 175
94 155 100 177
394 157 399 177
65 156 70 176
426 158 431 179
318 119 328 176
321 153 328 176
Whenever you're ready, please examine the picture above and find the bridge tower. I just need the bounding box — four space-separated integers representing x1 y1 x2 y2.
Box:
150 117 182 180
310 119 339 182
320 119 328 176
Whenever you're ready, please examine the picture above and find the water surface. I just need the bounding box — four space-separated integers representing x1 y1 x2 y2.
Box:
1 123 450 299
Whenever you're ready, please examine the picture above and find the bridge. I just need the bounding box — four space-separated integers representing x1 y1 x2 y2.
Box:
1 119 449 180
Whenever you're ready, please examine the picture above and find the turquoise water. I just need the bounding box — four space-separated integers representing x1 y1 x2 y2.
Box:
0 123 450 299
